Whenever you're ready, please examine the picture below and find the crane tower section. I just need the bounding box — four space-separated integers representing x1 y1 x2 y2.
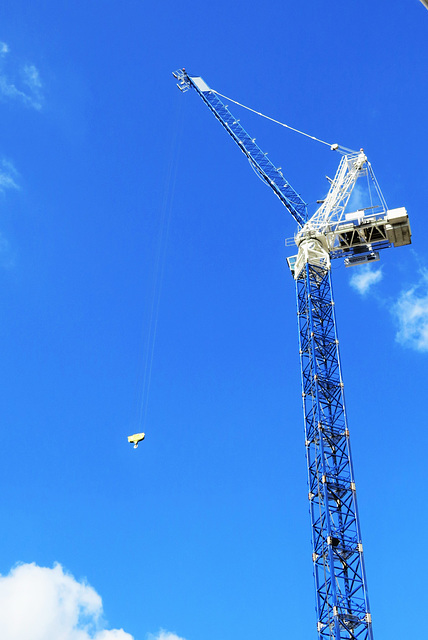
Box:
296 262 372 640
173 68 411 640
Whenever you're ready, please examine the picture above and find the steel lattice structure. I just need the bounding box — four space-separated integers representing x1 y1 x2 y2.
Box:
297 263 372 640
173 68 411 640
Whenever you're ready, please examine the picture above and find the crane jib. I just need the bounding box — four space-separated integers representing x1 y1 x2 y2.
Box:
186 75 307 227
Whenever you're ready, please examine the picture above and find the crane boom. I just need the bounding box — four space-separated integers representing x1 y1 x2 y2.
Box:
173 69 307 227
174 69 411 640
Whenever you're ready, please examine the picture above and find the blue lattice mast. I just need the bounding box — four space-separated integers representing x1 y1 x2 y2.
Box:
173 69 411 640
296 262 372 640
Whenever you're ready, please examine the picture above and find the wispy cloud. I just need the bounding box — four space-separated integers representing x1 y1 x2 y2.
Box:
0 563 134 639
0 232 15 269
349 266 383 295
0 41 43 110
392 269 428 352
0 158 19 268
0 157 19 192
22 64 42 92
349 258 428 353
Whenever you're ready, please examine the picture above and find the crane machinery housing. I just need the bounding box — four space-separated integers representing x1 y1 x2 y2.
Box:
172 68 411 640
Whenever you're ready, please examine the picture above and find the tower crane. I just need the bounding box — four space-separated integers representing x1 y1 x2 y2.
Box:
172 69 411 640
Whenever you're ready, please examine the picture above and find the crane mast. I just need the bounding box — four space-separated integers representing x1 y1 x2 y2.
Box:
296 262 372 640
173 69 411 640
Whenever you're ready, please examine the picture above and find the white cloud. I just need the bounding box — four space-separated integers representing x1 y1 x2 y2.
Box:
0 76 31 105
0 158 19 192
392 270 428 352
0 42 43 109
0 563 134 640
22 64 42 90
349 266 383 295
148 631 187 640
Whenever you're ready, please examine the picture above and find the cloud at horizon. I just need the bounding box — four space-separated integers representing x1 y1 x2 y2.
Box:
0 563 134 640
0 563 189 640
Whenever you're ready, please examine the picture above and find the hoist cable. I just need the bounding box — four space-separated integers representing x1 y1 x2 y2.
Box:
213 89 356 154
136 99 184 431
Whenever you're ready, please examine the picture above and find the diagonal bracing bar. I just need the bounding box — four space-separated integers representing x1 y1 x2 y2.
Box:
296 262 373 640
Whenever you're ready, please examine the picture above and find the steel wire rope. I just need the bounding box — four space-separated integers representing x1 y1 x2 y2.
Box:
213 89 357 155
135 99 184 433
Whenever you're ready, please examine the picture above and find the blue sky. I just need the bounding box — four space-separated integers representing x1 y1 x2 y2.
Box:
0 1 427 639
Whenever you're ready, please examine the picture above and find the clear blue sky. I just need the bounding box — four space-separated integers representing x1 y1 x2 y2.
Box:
0 1 427 639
